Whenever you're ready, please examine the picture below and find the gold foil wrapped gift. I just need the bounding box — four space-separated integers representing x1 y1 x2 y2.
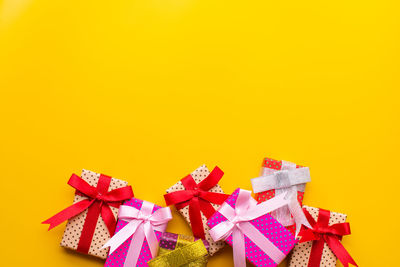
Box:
148 232 209 267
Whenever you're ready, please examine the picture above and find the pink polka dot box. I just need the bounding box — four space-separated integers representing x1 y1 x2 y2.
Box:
207 188 298 267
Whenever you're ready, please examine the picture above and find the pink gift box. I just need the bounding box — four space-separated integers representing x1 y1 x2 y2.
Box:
207 188 297 267
104 198 164 267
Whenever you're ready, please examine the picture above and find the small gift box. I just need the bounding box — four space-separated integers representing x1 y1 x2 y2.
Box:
147 232 209 267
103 198 172 267
207 188 300 267
42 169 134 259
251 157 311 235
164 165 228 255
288 206 358 267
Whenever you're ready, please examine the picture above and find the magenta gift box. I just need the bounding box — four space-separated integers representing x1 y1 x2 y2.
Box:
104 198 164 267
207 188 297 267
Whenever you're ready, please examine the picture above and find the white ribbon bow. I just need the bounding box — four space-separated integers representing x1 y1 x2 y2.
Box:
209 189 311 267
252 167 311 226
102 201 172 267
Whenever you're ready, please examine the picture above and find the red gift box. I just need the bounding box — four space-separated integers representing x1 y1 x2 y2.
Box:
251 157 310 235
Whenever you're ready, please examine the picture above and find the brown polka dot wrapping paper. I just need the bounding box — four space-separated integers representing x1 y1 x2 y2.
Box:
252 157 311 235
288 206 357 267
164 165 227 256
43 169 133 259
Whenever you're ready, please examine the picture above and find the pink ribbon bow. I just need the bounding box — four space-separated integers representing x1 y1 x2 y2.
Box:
102 201 172 267
209 189 311 267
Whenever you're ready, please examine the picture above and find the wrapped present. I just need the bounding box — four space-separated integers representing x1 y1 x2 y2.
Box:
147 232 209 267
207 188 310 267
103 198 172 267
42 169 134 259
251 157 311 235
158 232 210 255
288 206 358 267
164 165 228 255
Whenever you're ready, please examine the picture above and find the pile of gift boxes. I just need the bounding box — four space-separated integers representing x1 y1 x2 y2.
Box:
42 158 357 267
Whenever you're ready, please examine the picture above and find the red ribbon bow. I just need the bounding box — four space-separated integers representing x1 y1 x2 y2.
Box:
42 173 134 254
164 166 229 239
299 208 358 267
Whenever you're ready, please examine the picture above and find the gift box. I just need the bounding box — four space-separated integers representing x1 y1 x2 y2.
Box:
288 206 357 267
251 157 311 235
43 169 134 259
164 165 228 255
147 232 209 267
207 188 298 267
104 198 172 267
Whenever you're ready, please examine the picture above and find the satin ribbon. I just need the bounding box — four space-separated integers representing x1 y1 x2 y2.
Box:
148 240 208 267
281 160 297 170
252 167 310 226
252 167 310 193
102 201 172 267
42 173 134 254
209 189 311 267
164 166 229 238
299 208 358 267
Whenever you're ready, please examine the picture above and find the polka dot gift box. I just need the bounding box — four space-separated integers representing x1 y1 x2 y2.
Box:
42 169 134 259
207 188 298 267
104 198 172 267
288 206 358 267
251 157 311 235
164 165 229 256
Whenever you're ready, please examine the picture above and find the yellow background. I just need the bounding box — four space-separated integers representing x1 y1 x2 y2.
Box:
0 0 399 266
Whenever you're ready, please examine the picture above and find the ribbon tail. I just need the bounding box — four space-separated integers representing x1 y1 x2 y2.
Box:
124 224 146 267
232 228 246 267
325 235 358 267
42 199 93 230
199 198 217 219
102 220 141 255
288 197 312 238
308 238 325 267
101 204 117 236
189 198 205 239
144 222 159 259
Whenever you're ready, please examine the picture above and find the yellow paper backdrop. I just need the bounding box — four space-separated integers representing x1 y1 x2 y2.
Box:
0 0 399 266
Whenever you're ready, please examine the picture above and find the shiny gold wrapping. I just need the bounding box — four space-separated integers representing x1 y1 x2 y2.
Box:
158 234 195 255
148 239 209 267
